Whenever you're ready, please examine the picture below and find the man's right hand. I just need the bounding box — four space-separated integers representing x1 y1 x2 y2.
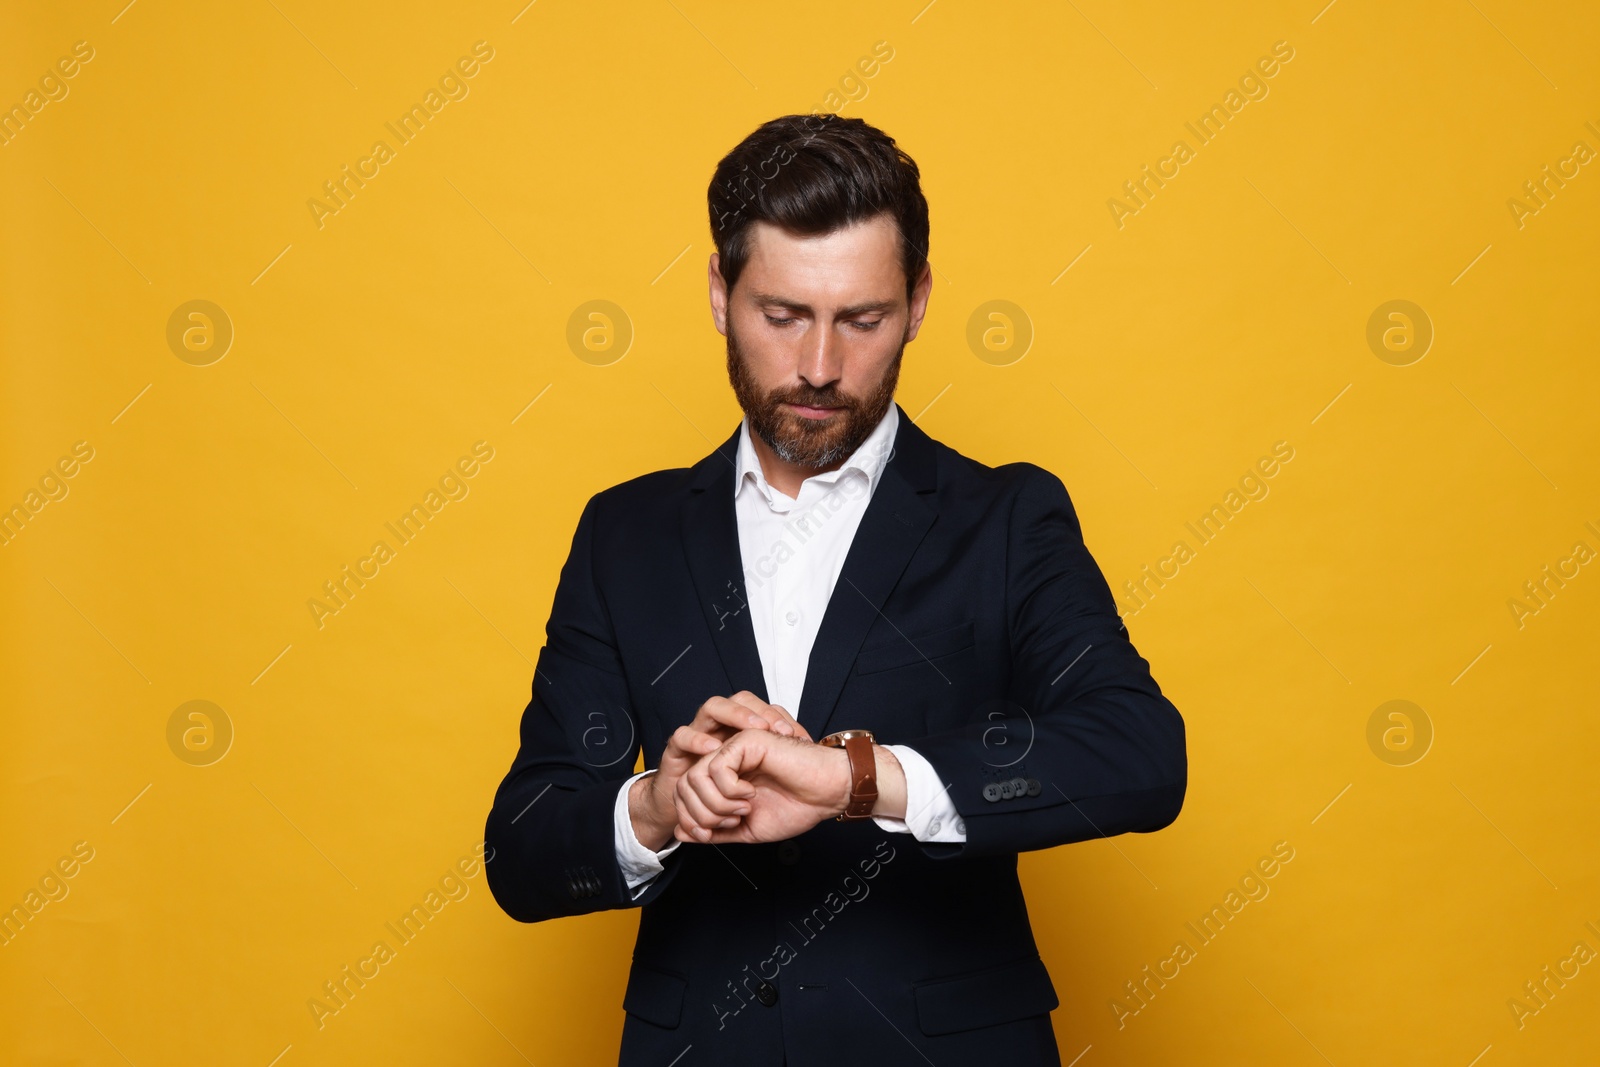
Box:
628 691 809 851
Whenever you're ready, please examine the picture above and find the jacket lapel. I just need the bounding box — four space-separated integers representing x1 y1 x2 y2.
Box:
679 403 941 738
680 424 770 703
796 408 938 739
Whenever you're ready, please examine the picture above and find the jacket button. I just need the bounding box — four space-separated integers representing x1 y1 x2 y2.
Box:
982 782 1002 802
565 874 580 899
755 980 778 1007
1025 777 1042 796
777 841 801 865
998 779 1015 800
1008 777 1029 799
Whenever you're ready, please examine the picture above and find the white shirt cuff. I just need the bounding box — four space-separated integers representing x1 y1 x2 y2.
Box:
614 769 682 897
873 744 966 842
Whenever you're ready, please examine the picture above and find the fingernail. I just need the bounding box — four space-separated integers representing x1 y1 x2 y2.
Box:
775 722 793 735
694 827 710 841
719 817 738 827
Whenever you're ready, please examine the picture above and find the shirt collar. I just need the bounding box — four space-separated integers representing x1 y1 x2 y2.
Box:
734 402 899 504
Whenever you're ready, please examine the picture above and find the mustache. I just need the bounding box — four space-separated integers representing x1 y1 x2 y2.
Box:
774 389 853 410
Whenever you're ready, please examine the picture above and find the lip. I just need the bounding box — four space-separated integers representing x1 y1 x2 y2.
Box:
786 402 842 419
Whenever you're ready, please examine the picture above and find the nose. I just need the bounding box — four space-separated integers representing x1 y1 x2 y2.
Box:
797 322 843 391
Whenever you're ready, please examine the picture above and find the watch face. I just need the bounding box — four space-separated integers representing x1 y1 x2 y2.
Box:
822 729 875 747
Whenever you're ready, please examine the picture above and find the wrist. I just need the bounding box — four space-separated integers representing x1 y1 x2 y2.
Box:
870 744 907 821
629 773 675 851
828 746 853 817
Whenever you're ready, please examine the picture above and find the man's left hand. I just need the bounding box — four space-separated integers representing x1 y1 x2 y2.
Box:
672 729 851 845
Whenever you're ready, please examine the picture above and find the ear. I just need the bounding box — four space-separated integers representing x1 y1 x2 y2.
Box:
904 262 933 343
708 252 730 336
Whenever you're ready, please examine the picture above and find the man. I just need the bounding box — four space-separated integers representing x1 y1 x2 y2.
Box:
484 113 1187 1066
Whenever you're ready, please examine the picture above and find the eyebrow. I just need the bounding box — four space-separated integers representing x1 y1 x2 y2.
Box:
746 290 898 317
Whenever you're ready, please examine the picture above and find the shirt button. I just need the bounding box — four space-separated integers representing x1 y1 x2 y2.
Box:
784 610 798 626
929 819 942 835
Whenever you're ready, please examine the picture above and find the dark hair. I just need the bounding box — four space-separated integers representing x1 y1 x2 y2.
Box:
707 113 930 304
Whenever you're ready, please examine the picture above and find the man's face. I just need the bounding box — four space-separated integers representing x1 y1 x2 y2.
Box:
711 214 931 469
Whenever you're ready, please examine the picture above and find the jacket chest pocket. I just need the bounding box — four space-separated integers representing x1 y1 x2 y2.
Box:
854 620 975 676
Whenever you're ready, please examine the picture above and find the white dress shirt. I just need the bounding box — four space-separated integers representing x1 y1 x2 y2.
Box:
613 403 966 896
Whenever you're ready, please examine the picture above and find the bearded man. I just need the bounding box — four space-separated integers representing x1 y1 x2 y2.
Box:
484 112 1188 1067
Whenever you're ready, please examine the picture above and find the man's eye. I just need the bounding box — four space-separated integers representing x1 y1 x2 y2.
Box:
848 320 880 332
765 315 795 327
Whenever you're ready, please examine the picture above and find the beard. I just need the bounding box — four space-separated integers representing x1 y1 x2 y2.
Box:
725 320 904 470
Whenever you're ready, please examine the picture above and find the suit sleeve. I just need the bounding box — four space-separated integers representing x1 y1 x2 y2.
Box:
484 494 686 922
904 464 1187 860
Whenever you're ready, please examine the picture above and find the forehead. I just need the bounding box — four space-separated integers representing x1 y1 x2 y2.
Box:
738 215 904 301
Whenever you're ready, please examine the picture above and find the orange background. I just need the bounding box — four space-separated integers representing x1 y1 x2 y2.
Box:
2 1 1597 1063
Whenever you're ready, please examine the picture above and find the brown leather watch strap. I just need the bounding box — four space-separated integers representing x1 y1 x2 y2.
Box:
829 732 878 821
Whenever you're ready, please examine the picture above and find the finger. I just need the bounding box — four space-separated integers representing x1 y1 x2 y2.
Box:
686 748 752 816
675 776 732 837
778 708 811 743
693 696 776 737
686 764 751 818
701 825 755 845
731 691 810 741
764 704 809 742
726 691 798 737
666 724 721 760
708 753 757 802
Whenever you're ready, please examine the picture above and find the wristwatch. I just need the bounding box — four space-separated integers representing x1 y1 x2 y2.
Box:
818 729 878 821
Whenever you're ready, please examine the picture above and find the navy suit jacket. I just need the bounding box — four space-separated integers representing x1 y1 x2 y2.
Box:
484 403 1187 1066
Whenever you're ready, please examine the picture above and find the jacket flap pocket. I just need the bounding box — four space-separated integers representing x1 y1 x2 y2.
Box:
913 954 1059 1036
855 620 975 675
622 963 688 1029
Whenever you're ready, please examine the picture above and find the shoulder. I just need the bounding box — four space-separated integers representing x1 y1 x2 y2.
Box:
919 432 1085 546
589 465 696 511
922 430 1070 508
574 465 700 552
